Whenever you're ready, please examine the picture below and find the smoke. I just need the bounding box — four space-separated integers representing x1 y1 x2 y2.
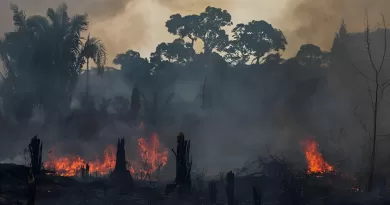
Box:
277 0 390 57
2 0 390 176
86 0 234 66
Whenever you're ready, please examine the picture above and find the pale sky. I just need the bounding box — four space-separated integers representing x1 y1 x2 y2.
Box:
87 0 291 66
1 0 389 68
0 0 292 67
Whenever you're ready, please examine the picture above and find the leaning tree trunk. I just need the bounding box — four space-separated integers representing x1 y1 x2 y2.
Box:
27 136 43 205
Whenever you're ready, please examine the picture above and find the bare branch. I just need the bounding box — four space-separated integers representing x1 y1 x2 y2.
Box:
365 10 379 73
378 13 387 74
352 63 375 82
381 78 390 87
171 149 177 156
368 89 375 111
378 82 390 105
353 106 370 136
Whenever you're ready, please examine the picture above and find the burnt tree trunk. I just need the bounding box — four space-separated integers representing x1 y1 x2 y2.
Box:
114 138 127 172
171 132 192 196
225 171 235 205
27 136 43 205
110 138 133 188
208 181 217 205
81 163 90 180
253 187 262 205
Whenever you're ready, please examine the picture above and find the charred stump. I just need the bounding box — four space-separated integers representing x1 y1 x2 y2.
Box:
110 138 133 188
81 163 90 180
252 187 262 205
27 136 43 205
171 132 192 196
208 181 217 205
225 171 235 205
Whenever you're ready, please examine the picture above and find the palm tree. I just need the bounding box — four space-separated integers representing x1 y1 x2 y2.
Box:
80 34 107 97
0 3 107 122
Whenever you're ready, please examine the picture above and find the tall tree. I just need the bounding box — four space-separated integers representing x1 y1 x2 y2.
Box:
228 20 287 64
113 49 151 86
80 34 107 97
165 14 199 47
353 14 389 192
296 44 330 67
0 3 106 121
165 6 232 54
150 38 195 66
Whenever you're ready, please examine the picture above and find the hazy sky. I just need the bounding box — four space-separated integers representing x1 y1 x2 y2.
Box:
1 0 389 67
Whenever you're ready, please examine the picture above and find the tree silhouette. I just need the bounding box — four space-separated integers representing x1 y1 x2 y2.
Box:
150 38 195 66
113 49 151 86
228 20 287 64
166 6 232 54
296 44 330 67
130 86 141 120
0 3 105 122
166 14 199 47
80 34 107 98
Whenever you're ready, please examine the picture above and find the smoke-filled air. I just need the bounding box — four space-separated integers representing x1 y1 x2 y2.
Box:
1 0 390 204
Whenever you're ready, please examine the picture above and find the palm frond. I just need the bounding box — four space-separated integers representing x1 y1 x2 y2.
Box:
69 14 88 34
65 14 88 56
56 3 70 28
26 15 49 37
9 4 27 29
81 36 107 76
46 8 57 25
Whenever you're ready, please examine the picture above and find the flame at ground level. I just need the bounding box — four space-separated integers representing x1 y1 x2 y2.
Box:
301 138 334 174
43 133 168 179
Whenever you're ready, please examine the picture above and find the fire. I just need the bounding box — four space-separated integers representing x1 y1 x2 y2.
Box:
301 138 334 174
43 133 168 179
130 133 169 179
43 145 116 177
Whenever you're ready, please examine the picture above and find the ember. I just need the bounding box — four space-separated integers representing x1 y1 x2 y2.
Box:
301 138 334 174
43 133 168 178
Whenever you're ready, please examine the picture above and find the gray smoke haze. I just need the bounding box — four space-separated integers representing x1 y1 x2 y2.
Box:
2 0 390 177
278 0 390 56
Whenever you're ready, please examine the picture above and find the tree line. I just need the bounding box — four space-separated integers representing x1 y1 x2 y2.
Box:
0 3 339 128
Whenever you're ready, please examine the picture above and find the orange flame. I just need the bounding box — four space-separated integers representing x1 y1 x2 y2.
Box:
301 138 334 174
130 133 168 180
43 145 116 177
44 133 168 179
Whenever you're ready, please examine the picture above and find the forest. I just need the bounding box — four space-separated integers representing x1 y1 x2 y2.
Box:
1 2 390 205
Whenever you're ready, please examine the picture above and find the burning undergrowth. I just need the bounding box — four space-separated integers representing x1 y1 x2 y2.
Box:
301 137 334 174
43 132 168 180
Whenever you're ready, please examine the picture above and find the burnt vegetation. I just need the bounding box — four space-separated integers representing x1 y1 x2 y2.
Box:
1 2 390 205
